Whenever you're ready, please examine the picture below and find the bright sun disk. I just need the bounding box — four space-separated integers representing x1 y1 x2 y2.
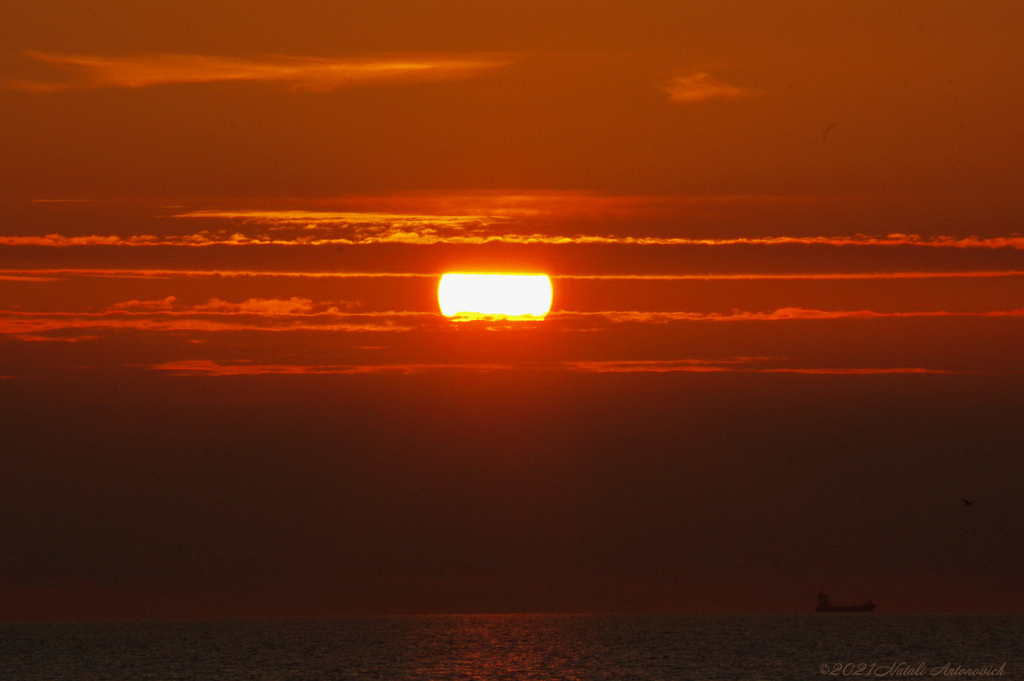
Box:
438 274 552 319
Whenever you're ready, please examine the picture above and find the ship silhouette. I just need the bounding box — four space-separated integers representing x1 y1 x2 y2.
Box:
815 592 875 612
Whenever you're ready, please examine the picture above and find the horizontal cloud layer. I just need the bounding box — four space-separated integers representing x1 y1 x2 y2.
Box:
0 301 432 336
3 268 1023 282
147 358 965 377
3 229 1023 249
562 359 960 375
2 304 1021 339
551 308 1024 323
152 360 513 376
12 52 514 91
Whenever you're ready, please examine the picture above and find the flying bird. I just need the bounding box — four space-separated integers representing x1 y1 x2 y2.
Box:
961 497 973 506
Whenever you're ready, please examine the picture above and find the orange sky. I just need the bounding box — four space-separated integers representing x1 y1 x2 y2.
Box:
1 0 1023 618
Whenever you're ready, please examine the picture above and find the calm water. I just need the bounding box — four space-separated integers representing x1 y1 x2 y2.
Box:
2 614 1021 680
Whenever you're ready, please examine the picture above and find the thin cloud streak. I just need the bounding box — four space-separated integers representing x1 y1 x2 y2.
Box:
663 72 761 103
0 318 417 336
110 296 362 315
9 334 99 343
11 52 514 92
2 269 1023 282
563 358 751 373
152 360 512 376
551 308 1024 323
0 269 436 280
565 360 964 375
0 303 435 336
169 191 1013 220
0 274 61 282
171 191 905 225
176 211 1024 248
759 367 965 375
177 209 505 245
4 228 1023 249
2 306 1023 340
557 271 1024 281
180 210 499 226
149 358 968 377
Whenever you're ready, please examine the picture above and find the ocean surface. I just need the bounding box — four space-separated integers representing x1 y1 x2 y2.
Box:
2 613 1021 681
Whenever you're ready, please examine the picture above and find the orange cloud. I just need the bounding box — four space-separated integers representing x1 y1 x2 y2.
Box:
191 297 317 314
124 296 361 314
12 52 514 92
5 191 1024 250
562 359 752 373
758 367 963 375
4 304 1022 342
4 228 1023 249
9 334 99 343
663 72 760 104
564 360 963 375
551 308 1024 324
175 209 503 245
3 268 1023 283
154 359 954 377
213 191 795 219
0 274 60 282
0 269 435 280
559 271 1024 281
180 210 496 227
151 360 511 376
0 304 432 337
111 296 178 311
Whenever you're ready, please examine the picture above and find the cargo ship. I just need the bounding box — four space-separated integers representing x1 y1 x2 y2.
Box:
815 593 875 612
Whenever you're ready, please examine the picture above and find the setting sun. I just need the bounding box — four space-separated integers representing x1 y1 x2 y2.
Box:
438 274 553 319
3 0 1023 637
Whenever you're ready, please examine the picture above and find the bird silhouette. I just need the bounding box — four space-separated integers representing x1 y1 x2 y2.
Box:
823 122 838 141
961 497 973 506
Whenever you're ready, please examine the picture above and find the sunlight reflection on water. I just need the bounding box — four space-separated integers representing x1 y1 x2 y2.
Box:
2 613 1022 680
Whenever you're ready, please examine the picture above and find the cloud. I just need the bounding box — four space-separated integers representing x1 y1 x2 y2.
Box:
4 268 1024 283
257 191 792 219
562 358 755 373
5 191 1024 250
0 269 435 280
149 358 972 377
758 367 962 375
0 302 432 337
151 360 511 376
115 296 361 314
663 72 760 104
559 271 1024 281
3 304 1022 342
4 228 1023 249
111 296 178 311
551 308 1024 325
11 52 514 92
0 274 60 282
9 334 99 343
175 210 504 245
563 360 963 375
191 297 317 314
155 358 958 377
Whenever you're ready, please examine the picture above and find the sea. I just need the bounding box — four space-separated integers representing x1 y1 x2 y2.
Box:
1 613 1021 681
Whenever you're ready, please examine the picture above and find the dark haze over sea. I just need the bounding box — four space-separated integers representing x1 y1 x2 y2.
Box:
1 613 1021 680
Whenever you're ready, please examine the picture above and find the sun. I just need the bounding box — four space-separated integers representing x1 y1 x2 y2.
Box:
438 274 553 320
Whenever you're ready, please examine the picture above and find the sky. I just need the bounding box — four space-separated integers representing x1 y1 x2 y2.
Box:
1 0 1023 619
